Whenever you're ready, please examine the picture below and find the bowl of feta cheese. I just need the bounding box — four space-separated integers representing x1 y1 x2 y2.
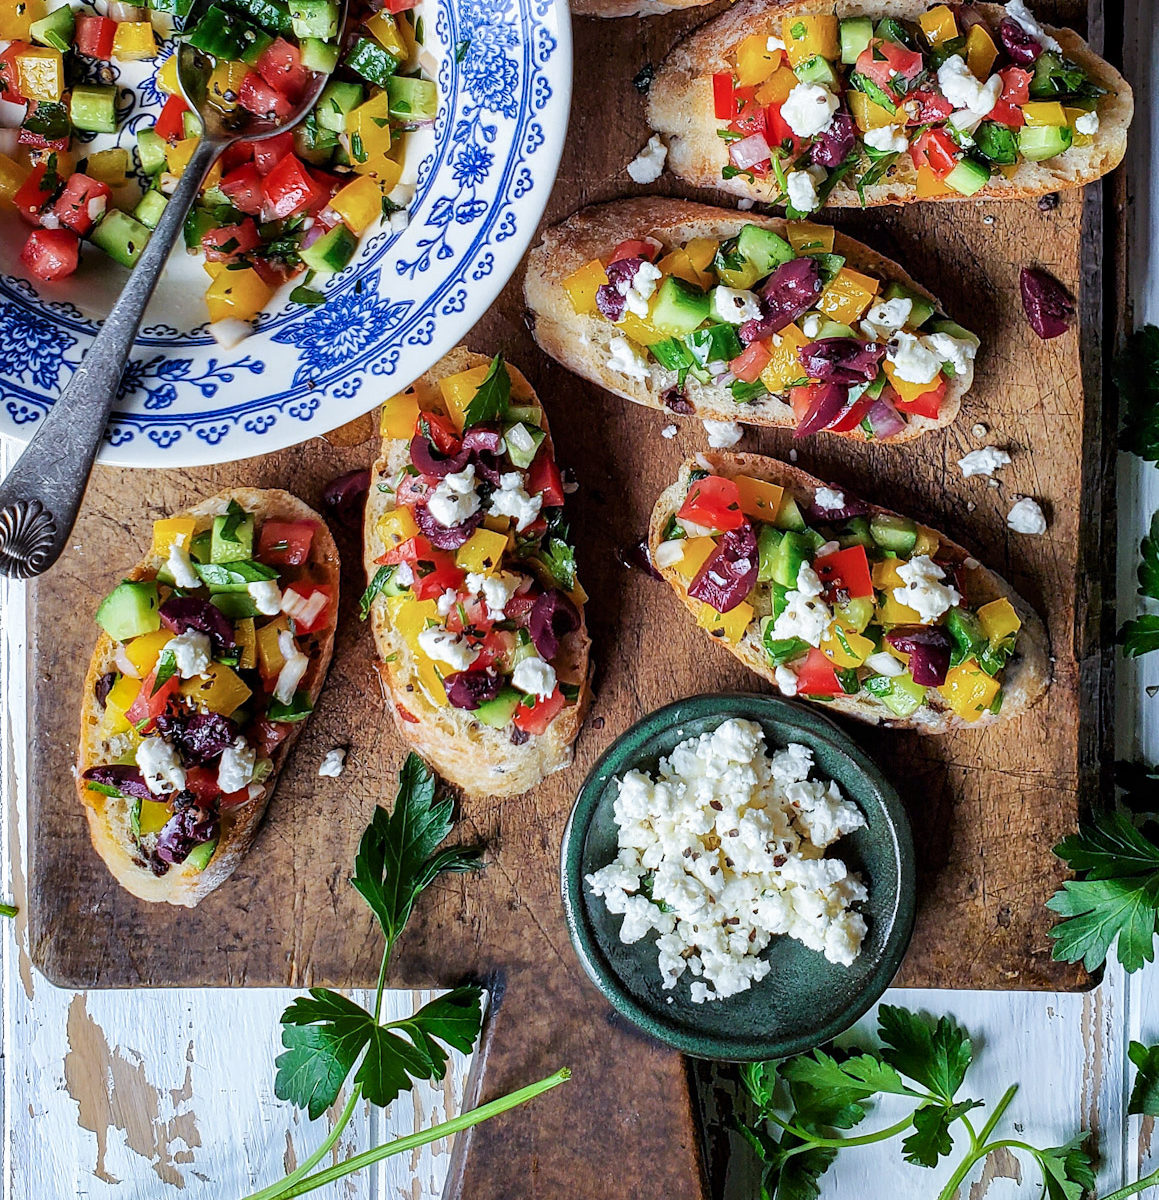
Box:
561 695 915 1061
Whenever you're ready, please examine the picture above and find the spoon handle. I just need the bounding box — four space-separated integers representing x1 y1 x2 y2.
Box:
0 134 222 579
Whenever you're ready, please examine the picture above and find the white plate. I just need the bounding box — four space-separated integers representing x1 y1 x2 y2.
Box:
0 0 571 466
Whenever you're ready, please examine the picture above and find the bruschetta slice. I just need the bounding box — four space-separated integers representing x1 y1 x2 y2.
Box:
648 0 1131 207
649 453 1050 731
526 198 975 441
77 489 339 906
363 347 592 796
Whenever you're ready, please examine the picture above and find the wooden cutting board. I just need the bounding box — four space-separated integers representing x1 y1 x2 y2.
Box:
25 0 1115 1194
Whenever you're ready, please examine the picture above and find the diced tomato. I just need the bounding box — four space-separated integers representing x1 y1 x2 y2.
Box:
184 766 221 804
0 42 28 101
155 94 190 143
383 0 417 12
220 162 265 216
20 227 79 281
51 173 110 235
909 128 959 178
730 86 767 138
256 37 311 102
504 591 538 620
904 89 954 125
999 66 1032 105
730 340 772 383
219 140 255 174
417 411 461 455
252 717 291 755
795 648 842 697
826 393 875 433
765 103 803 157
512 687 566 735
239 71 294 123
252 257 301 287
75 14 116 60
677 475 745 531
394 475 431 510
18 122 68 153
258 519 315 566
813 545 874 600
713 71 735 120
986 100 1024 128
377 535 429 565
609 238 658 264
261 153 326 219
13 164 55 224
282 582 333 633
444 595 490 634
855 39 923 99
411 557 464 602
200 219 262 261
249 130 294 175
893 375 946 419
125 667 179 732
788 384 821 425
527 447 564 506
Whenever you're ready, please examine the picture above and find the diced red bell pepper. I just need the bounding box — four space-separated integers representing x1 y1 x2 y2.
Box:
677 475 745 531
986 100 1024 128
51 172 110 235
730 340 772 383
909 127 959 178
730 85 767 138
125 667 179 732
220 162 265 215
795 648 842 697
249 129 293 175
609 238 658 264
893 375 946 420
904 89 954 125
826 392 875 433
999 66 1032 105
375 535 425 565
257 37 311 103
20 227 79 280
18 118 69 153
813 545 874 600
765 102 804 157
239 71 294 123
411 557 464 601
258 519 315 566
713 71 735 120
0 42 28 100
527 447 564 506
75 14 116 60
383 0 417 12
261 153 326 219
512 687 566 735
155 94 190 143
13 164 55 223
201 219 262 261
417 411 462 455
281 582 333 633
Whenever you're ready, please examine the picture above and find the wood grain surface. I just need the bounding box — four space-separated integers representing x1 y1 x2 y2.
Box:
24 0 1115 1195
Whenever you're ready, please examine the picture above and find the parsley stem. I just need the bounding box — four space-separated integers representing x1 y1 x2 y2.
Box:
935 1137 1039 1200
974 1084 1018 1147
0 902 16 918
265 1068 570 1200
1098 1163 1159 1200
770 1112 916 1150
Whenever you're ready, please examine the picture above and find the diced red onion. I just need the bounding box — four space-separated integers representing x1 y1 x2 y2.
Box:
730 132 772 170
793 382 850 438
885 626 952 686
865 395 907 439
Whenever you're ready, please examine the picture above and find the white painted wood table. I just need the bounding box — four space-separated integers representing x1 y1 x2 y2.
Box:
2 9 1158 1198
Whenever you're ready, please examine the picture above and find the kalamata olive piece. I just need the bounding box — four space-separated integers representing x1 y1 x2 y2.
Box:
687 522 758 614
445 669 503 711
82 765 152 801
811 111 856 168
410 434 471 478
739 258 824 345
159 596 237 653
529 589 581 660
413 502 483 550
885 626 953 686
794 382 851 438
998 17 1042 65
798 338 886 385
322 469 370 518
1019 266 1075 340
155 800 219 865
94 672 117 708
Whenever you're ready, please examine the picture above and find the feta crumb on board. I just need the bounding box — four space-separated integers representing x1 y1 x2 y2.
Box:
318 747 348 778
585 719 869 1003
703 419 743 449
1007 496 1048 535
626 135 668 184
661 424 678 440
958 447 1012 478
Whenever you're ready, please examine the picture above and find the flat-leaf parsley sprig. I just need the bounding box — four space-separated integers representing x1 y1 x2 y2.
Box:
242 753 568 1200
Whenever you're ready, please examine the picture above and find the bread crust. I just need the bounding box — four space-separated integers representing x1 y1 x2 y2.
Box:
363 347 592 798
648 451 1051 732
524 196 969 440
647 0 1132 203
76 489 340 907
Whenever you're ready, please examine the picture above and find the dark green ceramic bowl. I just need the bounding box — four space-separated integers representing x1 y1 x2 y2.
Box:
561 694 916 1061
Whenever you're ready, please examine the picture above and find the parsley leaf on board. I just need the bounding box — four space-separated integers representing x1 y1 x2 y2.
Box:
876 1006 973 1104
462 354 511 428
780 1048 911 1101
1036 1136 1097 1200
1117 324 1159 463
1128 1041 1159 1116
901 1100 978 1169
1139 511 1159 599
1121 614 1159 658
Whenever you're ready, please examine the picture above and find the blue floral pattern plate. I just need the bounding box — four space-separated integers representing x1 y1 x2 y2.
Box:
0 0 571 466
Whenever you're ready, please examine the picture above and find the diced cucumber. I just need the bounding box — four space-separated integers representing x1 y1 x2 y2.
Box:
182 109 203 139
190 530 213 563
385 74 437 121
70 84 117 134
882 282 935 328
184 839 218 870
289 0 338 39
189 6 260 58
294 119 337 164
837 515 873 549
299 35 339 72
267 690 314 722
96 581 162 640
945 606 986 658
834 596 875 633
220 0 292 34
316 79 364 133
770 530 814 589
299 223 358 274
344 36 401 88
773 494 807 532
210 592 261 619
757 524 784 582
148 0 195 17
943 156 992 196
816 319 856 339
503 421 546 469
874 16 914 47
29 4 74 51
137 128 168 175
506 404 542 427
210 512 255 564
869 512 917 555
474 687 522 728
134 189 168 230
839 15 873 64
91 210 151 268
712 237 760 289
1017 124 1073 162
925 317 975 342
651 276 711 336
1027 51 1092 100
879 672 926 717
183 206 221 250
973 121 1019 165
684 321 743 367
735 223 795 278
794 54 839 88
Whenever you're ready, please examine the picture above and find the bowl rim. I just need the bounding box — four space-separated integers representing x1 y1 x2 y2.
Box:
560 692 917 1061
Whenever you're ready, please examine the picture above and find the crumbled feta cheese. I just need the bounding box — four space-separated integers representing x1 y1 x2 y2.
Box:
766 34 785 52
865 651 905 678
318 747 347 778
1074 110 1099 135
814 487 845 512
775 664 799 696
800 313 824 339
512 655 557 700
654 541 685 568
661 423 678 439
863 125 909 154
394 561 414 587
427 465 481 528
168 630 212 679
703 419 743 449
248 580 283 616
620 260 663 318
768 562 833 647
710 286 763 326
608 335 651 382
957 447 1012 478
136 736 186 797
417 628 478 671
786 167 822 214
436 588 458 618
585 719 868 1002
626 134 668 184
389 209 409 234
862 297 912 340
781 83 839 138
218 737 257 794
274 630 309 704
465 570 521 620
937 55 1002 117
1004 0 1061 51
165 533 200 589
1007 497 1048 535
893 555 961 624
488 471 543 532
886 330 942 385
923 330 978 377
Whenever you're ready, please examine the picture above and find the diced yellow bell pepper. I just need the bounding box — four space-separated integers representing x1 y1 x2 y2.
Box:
671 536 717 583
848 90 903 131
913 526 941 556
347 90 392 157
205 267 272 324
83 147 129 186
203 260 228 281
165 136 200 176
781 14 839 66
157 53 181 95
915 165 952 197
256 615 291 677
939 660 1000 722
152 516 196 558
735 33 781 87
381 388 422 438
235 617 257 671
138 798 171 836
820 624 874 668
1066 106 1096 146
387 595 439 650
657 249 713 291
817 268 879 323
616 312 667 347
733 476 784 521
180 662 251 717
684 238 718 274
872 559 906 591
1023 101 1067 127
377 506 420 550
0 0 44 39
786 221 835 254
125 629 174 676
568 580 588 607
456 527 510 575
755 64 798 107
965 23 998 79
207 60 247 112
760 321 811 393
329 174 383 235
111 21 156 60
415 653 448 706
16 46 63 101
0 152 28 204
483 514 510 534
562 258 608 316
365 10 407 59
918 4 958 46
104 674 142 734
978 597 1021 644
439 364 491 431
698 600 753 644
872 559 922 624
882 359 943 404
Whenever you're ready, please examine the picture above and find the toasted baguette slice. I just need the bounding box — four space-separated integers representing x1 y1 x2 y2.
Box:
649 0 1131 204
650 453 1051 732
364 347 592 797
525 197 970 441
77 489 339 907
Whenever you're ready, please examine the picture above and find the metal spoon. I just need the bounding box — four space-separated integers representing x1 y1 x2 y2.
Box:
0 2 344 578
